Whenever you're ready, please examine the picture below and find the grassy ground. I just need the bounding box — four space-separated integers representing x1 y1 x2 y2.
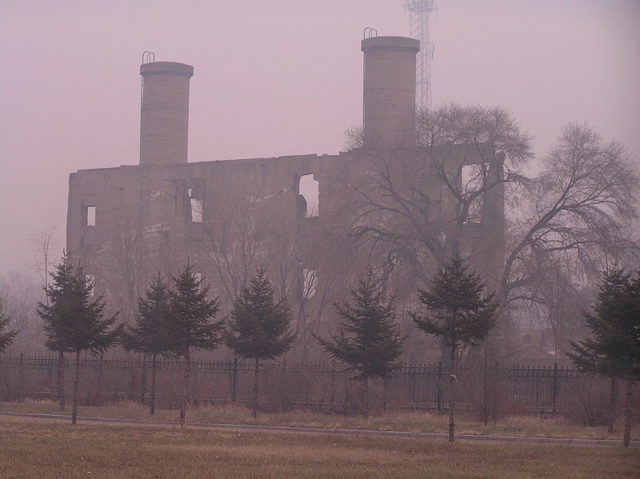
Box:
1 399 637 441
0 417 638 479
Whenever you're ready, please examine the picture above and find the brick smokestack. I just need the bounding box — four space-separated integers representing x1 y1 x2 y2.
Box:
361 36 420 148
139 61 194 166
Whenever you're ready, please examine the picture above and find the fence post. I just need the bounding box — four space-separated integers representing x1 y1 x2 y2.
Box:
231 356 238 404
344 376 350 415
192 359 199 407
410 365 417 406
551 362 558 416
494 361 500 418
96 354 104 406
608 376 617 434
330 360 336 410
140 355 148 405
482 340 490 425
436 361 443 413
280 359 287 412
57 351 66 410
0 356 4 401
18 353 25 401
127 355 136 401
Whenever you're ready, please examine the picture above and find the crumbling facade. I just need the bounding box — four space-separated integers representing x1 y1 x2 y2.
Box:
67 35 504 360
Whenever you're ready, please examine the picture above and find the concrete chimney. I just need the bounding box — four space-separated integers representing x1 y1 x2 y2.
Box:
139 61 194 166
361 36 419 148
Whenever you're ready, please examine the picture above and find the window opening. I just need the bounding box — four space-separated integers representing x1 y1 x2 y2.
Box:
83 205 96 227
461 164 486 224
298 174 319 218
188 187 203 223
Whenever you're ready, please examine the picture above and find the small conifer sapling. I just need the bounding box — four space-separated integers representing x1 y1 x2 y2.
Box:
411 254 497 442
167 263 224 426
226 267 295 417
317 268 405 418
38 253 121 425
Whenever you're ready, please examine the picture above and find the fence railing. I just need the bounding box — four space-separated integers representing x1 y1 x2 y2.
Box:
0 354 592 416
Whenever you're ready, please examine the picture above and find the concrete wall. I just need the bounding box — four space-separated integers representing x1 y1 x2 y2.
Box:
66 153 357 324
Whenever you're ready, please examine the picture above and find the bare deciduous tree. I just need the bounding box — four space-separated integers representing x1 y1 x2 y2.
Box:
0 272 45 355
351 105 531 286
200 188 346 360
501 124 639 325
348 105 639 354
201 192 265 304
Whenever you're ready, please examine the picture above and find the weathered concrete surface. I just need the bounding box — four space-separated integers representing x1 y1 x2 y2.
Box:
362 36 419 148
140 61 193 166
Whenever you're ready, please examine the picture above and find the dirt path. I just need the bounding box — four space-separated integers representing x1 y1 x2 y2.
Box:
0 411 634 447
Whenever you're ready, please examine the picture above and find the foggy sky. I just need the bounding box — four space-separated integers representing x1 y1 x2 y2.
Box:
1 0 639 276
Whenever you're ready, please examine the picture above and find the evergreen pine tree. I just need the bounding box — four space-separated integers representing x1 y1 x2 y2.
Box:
411 254 497 442
168 263 223 426
39 254 75 410
0 298 17 353
121 275 174 415
316 268 404 418
226 267 295 417
569 268 640 447
38 252 121 425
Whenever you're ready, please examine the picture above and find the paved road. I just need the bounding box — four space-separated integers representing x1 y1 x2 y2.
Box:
0 411 635 447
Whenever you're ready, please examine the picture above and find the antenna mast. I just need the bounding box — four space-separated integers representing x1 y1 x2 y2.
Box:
404 0 435 113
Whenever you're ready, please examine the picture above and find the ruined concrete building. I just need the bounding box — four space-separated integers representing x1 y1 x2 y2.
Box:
67 35 504 360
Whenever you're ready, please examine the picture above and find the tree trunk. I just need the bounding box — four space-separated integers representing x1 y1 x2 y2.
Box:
94 353 104 407
448 344 457 443
150 352 157 416
382 377 389 415
140 354 147 405
179 350 190 427
252 358 259 418
623 378 633 447
57 350 65 410
608 376 617 434
231 356 238 404
71 350 80 425
127 354 136 401
482 338 489 426
18 353 25 401
363 377 369 419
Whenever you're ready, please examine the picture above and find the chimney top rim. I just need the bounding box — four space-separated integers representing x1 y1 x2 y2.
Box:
361 36 420 53
140 61 194 77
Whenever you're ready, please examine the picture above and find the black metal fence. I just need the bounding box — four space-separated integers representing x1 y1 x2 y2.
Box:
0 354 595 417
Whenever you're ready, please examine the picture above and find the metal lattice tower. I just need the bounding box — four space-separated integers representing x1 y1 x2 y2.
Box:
404 0 435 113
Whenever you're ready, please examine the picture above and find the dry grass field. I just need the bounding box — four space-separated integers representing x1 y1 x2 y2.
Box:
0 416 638 479
1 399 637 441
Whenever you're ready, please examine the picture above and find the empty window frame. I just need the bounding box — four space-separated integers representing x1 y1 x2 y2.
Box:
298 174 319 218
83 205 96 227
461 164 488 224
187 187 203 223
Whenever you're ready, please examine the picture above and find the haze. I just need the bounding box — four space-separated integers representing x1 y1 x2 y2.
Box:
1 0 639 275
